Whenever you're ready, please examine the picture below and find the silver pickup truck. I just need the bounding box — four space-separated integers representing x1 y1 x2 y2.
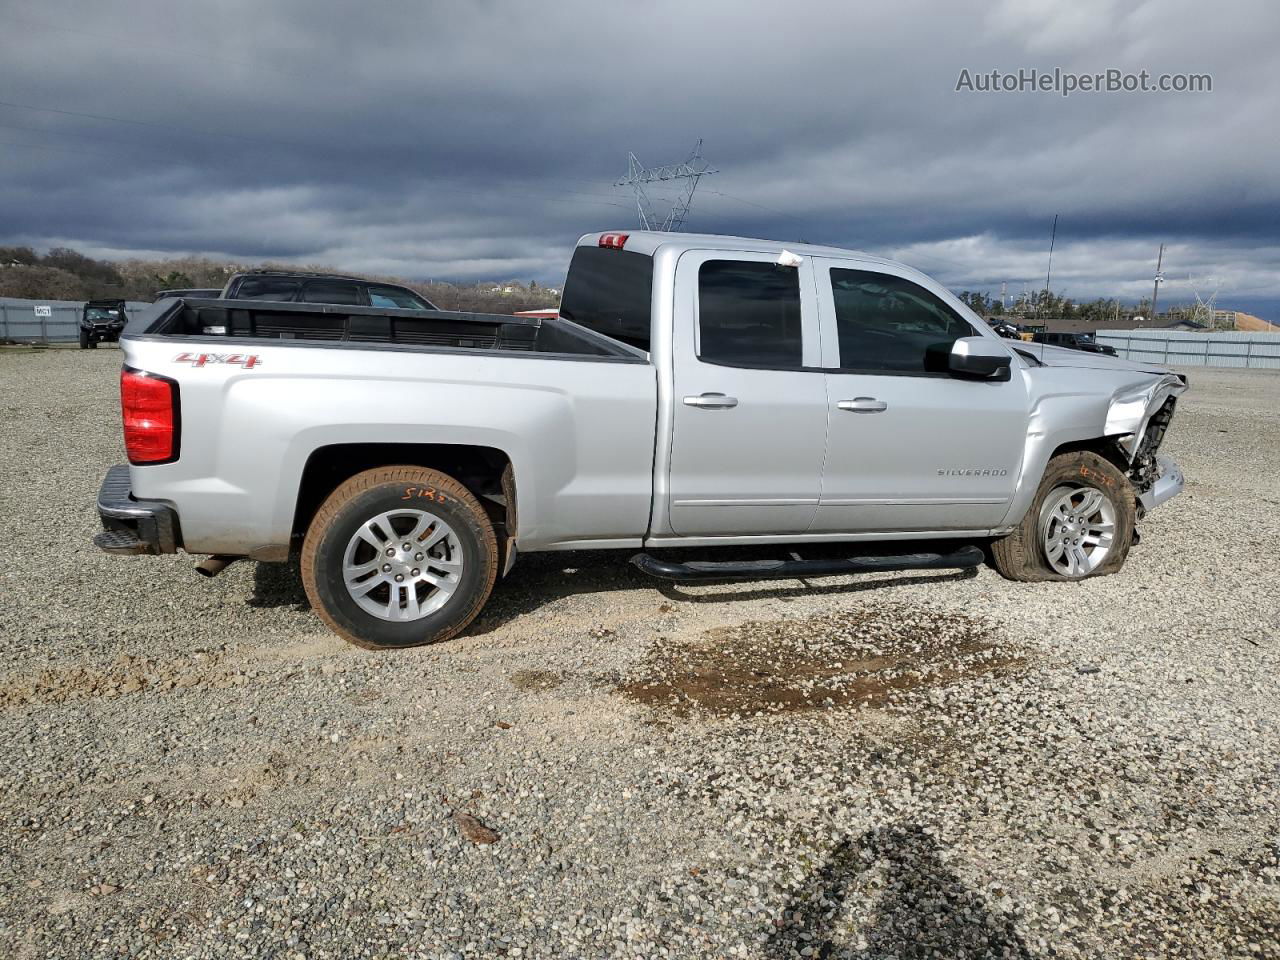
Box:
96 230 1187 648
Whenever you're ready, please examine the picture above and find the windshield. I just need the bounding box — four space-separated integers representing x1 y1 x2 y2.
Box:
85 307 121 321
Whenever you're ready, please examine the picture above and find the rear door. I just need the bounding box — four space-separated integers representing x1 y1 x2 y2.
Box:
666 251 828 536
811 259 1028 532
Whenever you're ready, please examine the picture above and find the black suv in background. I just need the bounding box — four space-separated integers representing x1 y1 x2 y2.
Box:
79 299 128 348
1031 331 1119 356
220 271 438 310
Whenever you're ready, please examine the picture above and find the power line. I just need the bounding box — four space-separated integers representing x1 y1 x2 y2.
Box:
615 140 717 232
0 98 308 150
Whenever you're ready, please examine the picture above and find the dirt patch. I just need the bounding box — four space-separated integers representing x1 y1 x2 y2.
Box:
618 604 1019 717
509 669 563 692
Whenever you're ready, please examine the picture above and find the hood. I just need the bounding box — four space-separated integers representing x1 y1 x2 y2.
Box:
1019 342 1170 375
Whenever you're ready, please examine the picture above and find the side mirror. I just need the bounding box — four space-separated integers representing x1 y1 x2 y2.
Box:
948 335 1012 381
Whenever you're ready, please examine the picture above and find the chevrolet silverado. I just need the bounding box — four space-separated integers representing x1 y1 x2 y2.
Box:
95 231 1187 648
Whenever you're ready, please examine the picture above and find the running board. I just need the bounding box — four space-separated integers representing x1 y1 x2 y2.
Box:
629 546 986 582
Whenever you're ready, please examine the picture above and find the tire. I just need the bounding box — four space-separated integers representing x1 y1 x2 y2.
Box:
79 330 89 349
991 450 1136 582
301 466 499 649
88 339 98 349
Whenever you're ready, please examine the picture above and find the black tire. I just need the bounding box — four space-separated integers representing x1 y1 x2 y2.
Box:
301 466 498 649
991 450 1136 582
78 329 89 349
88 339 98 349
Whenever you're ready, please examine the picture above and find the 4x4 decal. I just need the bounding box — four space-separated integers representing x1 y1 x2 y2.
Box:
174 352 262 369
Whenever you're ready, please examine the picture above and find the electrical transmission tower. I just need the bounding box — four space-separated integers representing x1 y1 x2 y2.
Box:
615 140 717 232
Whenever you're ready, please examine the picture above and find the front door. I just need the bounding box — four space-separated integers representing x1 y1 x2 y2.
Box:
667 251 828 536
810 259 1028 532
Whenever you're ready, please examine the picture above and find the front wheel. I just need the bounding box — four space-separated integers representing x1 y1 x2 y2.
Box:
991 450 1136 582
79 329 89 349
301 466 499 649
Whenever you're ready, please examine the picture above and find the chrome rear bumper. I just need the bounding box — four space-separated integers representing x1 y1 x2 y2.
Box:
94 464 181 555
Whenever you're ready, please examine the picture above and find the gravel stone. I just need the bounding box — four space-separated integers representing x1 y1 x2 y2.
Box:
1 347 1278 958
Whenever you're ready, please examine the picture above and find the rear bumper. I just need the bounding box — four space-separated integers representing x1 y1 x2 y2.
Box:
1137 455 1184 513
94 465 181 555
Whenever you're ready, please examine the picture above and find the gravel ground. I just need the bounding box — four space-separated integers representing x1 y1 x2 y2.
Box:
1 346 1277 959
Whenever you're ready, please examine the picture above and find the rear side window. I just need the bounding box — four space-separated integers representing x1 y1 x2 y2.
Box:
698 260 802 368
368 284 433 310
301 280 362 305
830 269 973 374
233 277 300 301
559 246 653 350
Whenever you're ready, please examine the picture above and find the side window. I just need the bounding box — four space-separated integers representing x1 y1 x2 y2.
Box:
698 260 802 367
233 277 300 301
367 284 433 310
829 269 974 374
301 280 362 305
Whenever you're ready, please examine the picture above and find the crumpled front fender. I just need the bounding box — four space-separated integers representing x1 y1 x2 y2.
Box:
1104 373 1188 462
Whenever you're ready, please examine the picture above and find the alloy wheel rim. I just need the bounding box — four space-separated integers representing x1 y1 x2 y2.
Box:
1038 484 1117 578
341 509 463 621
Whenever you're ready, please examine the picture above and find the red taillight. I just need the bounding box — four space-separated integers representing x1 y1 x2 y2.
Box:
121 368 179 464
599 232 629 249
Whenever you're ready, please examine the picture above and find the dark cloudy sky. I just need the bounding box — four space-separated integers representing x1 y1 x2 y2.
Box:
2 0 1277 315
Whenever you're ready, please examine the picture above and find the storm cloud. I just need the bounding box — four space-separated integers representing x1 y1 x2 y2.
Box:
1 0 1277 314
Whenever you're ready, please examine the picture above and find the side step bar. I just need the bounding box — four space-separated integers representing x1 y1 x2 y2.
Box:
630 545 986 582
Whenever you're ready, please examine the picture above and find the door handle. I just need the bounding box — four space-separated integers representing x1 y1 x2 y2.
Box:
837 397 888 413
683 392 739 409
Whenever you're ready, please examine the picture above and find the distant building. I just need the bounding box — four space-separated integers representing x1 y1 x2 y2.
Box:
1162 317 1209 331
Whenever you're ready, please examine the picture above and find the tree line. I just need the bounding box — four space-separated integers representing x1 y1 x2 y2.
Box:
0 246 562 315
955 288 1153 323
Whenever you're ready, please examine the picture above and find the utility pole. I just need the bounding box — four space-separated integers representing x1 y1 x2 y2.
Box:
1039 214 1058 323
616 140 718 232
1150 244 1165 323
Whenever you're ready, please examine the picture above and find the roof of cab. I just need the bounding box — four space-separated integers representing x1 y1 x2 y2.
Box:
575 230 904 270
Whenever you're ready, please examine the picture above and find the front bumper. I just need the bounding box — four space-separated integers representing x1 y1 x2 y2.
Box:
1137 455 1184 513
94 465 181 555
83 324 125 341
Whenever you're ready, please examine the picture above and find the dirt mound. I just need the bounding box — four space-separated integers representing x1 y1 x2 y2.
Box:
618 604 1018 717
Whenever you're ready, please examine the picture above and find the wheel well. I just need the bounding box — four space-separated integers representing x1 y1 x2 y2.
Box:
292 443 516 545
1048 436 1130 473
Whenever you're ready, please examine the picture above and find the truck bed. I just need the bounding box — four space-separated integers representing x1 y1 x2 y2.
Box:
139 297 644 360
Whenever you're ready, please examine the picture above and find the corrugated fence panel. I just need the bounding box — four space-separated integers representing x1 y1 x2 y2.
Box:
1095 330 1280 371
0 297 154 343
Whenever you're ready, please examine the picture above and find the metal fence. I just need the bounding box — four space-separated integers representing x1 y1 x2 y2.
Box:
0 297 154 344
1095 330 1280 371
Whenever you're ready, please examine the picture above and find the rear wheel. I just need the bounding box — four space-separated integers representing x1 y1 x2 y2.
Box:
301 466 498 648
991 450 1135 582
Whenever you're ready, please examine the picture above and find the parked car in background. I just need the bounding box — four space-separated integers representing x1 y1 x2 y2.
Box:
155 288 223 300
218 271 438 310
985 317 1022 339
1032 331 1119 356
95 230 1187 650
78 299 128 349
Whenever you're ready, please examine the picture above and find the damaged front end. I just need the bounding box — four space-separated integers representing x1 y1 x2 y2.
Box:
1104 373 1188 515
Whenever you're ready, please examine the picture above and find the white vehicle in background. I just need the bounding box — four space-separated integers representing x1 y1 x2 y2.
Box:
95 231 1187 649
